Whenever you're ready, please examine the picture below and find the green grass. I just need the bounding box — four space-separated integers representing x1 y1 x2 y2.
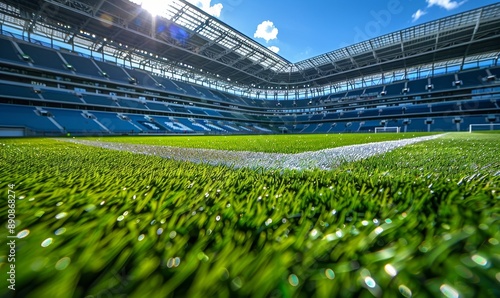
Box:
0 133 499 298
80 132 437 153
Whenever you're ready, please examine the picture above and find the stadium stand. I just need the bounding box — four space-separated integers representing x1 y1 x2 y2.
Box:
17 42 72 73
60 52 102 78
0 36 28 64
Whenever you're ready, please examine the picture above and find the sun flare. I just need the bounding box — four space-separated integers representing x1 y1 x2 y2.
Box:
129 0 171 16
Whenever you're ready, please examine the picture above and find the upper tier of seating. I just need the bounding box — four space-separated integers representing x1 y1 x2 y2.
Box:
1 35 499 112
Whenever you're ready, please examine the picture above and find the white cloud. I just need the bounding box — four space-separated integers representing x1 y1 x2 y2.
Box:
426 0 466 10
268 46 280 53
187 0 223 17
254 20 279 43
412 9 427 22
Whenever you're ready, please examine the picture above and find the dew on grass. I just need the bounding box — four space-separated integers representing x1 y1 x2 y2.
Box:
197 252 209 262
325 268 335 280
364 276 376 288
157 228 164 235
55 212 68 220
309 229 319 240
288 274 299 286
231 277 243 290
54 228 66 235
117 215 125 222
440 284 459 298
84 204 96 212
335 229 344 238
41 238 53 247
17 229 30 238
374 227 384 235
471 254 488 267
56 201 64 206
169 231 177 239
167 257 180 268
384 264 397 277
138 234 145 241
55 257 71 270
488 238 499 245
399 285 412 297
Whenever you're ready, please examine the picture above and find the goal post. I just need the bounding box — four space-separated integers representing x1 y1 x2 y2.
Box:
469 123 500 132
374 126 400 133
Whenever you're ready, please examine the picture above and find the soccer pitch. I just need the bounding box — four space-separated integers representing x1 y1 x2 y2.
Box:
0 132 499 297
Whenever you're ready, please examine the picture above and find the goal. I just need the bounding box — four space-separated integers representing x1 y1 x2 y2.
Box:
374 126 400 133
468 123 500 132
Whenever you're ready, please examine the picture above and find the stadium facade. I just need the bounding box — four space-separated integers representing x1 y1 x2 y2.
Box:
0 0 499 136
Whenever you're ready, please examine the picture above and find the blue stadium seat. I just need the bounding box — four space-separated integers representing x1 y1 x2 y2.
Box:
462 99 498 110
0 37 26 64
125 68 159 88
457 69 488 87
488 67 500 78
204 109 223 117
0 83 42 100
0 104 60 132
81 94 119 107
44 108 106 133
152 76 184 94
123 114 169 132
431 102 461 113
323 112 340 120
383 81 406 97
17 42 70 72
94 60 132 83
358 108 379 117
146 101 171 112
405 78 428 95
380 106 403 116
40 89 85 104
91 111 141 133
117 98 149 110
309 114 324 121
339 110 359 119
60 52 101 78
404 104 430 115
429 74 456 91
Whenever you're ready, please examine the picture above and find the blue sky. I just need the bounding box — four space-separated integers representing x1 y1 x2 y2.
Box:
187 0 498 62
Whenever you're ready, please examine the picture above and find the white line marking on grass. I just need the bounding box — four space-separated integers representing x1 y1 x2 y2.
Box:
61 134 444 171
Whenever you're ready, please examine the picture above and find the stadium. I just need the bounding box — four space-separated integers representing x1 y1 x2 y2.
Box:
0 0 499 297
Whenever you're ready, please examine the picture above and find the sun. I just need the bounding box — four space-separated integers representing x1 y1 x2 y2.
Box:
129 0 171 17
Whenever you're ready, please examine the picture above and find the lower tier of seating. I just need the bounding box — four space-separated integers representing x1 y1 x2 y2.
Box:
0 104 277 135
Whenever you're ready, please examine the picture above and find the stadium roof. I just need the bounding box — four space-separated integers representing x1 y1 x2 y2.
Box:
1 0 500 91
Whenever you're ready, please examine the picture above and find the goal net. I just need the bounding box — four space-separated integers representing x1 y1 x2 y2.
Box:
469 123 500 132
374 126 400 133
